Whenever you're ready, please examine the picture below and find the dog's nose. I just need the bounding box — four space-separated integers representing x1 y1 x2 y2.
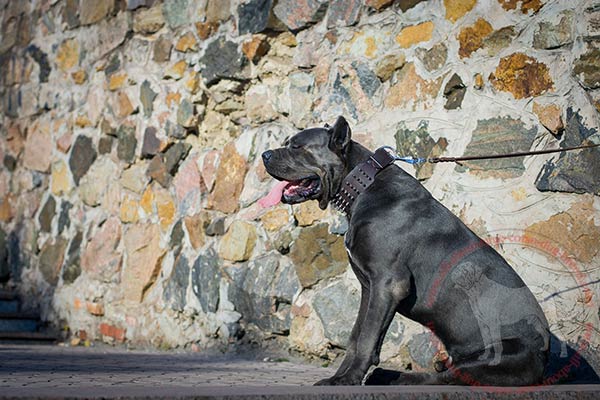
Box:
262 150 273 164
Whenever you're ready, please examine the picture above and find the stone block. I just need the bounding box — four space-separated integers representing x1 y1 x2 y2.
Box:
123 223 166 302
207 143 247 214
39 238 68 285
273 0 328 31
238 0 273 34
81 217 122 282
489 52 553 99
191 248 221 313
290 223 347 288
218 220 257 262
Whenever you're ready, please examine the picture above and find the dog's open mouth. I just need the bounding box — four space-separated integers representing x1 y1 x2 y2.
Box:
258 176 321 207
283 177 320 200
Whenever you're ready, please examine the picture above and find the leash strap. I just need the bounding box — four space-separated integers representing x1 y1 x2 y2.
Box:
332 147 397 214
394 143 600 165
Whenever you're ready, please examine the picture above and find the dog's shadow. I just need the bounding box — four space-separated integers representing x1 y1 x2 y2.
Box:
365 333 600 385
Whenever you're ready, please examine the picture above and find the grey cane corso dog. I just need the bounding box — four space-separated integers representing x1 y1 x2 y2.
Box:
261 116 549 386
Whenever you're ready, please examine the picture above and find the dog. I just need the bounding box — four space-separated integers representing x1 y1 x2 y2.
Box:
260 116 550 386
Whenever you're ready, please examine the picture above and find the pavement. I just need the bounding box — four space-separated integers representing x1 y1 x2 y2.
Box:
1 343 600 399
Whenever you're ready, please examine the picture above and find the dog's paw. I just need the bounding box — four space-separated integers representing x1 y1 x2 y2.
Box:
314 374 362 386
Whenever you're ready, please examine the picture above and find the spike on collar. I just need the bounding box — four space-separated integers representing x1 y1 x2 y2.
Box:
332 147 397 214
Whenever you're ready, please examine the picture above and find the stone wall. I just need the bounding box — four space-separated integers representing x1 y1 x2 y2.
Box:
1 0 599 371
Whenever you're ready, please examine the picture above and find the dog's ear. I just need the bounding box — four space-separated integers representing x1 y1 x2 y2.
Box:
329 116 351 151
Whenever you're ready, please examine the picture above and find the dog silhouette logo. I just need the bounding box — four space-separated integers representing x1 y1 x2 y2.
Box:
450 261 549 366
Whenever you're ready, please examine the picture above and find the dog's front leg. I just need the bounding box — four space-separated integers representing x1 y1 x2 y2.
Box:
315 283 369 385
315 279 405 385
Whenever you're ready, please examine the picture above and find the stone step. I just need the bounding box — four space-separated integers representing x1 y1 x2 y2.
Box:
0 299 19 313
0 331 57 341
0 289 17 301
0 312 39 333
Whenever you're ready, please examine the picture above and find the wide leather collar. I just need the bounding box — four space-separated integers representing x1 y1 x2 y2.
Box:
331 147 397 215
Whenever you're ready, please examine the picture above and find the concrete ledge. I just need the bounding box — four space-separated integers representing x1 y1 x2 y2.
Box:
2 385 600 399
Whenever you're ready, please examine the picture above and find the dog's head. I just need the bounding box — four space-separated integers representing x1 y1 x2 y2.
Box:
261 116 352 210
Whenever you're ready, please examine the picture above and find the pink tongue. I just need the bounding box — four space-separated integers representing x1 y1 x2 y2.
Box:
258 180 289 208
